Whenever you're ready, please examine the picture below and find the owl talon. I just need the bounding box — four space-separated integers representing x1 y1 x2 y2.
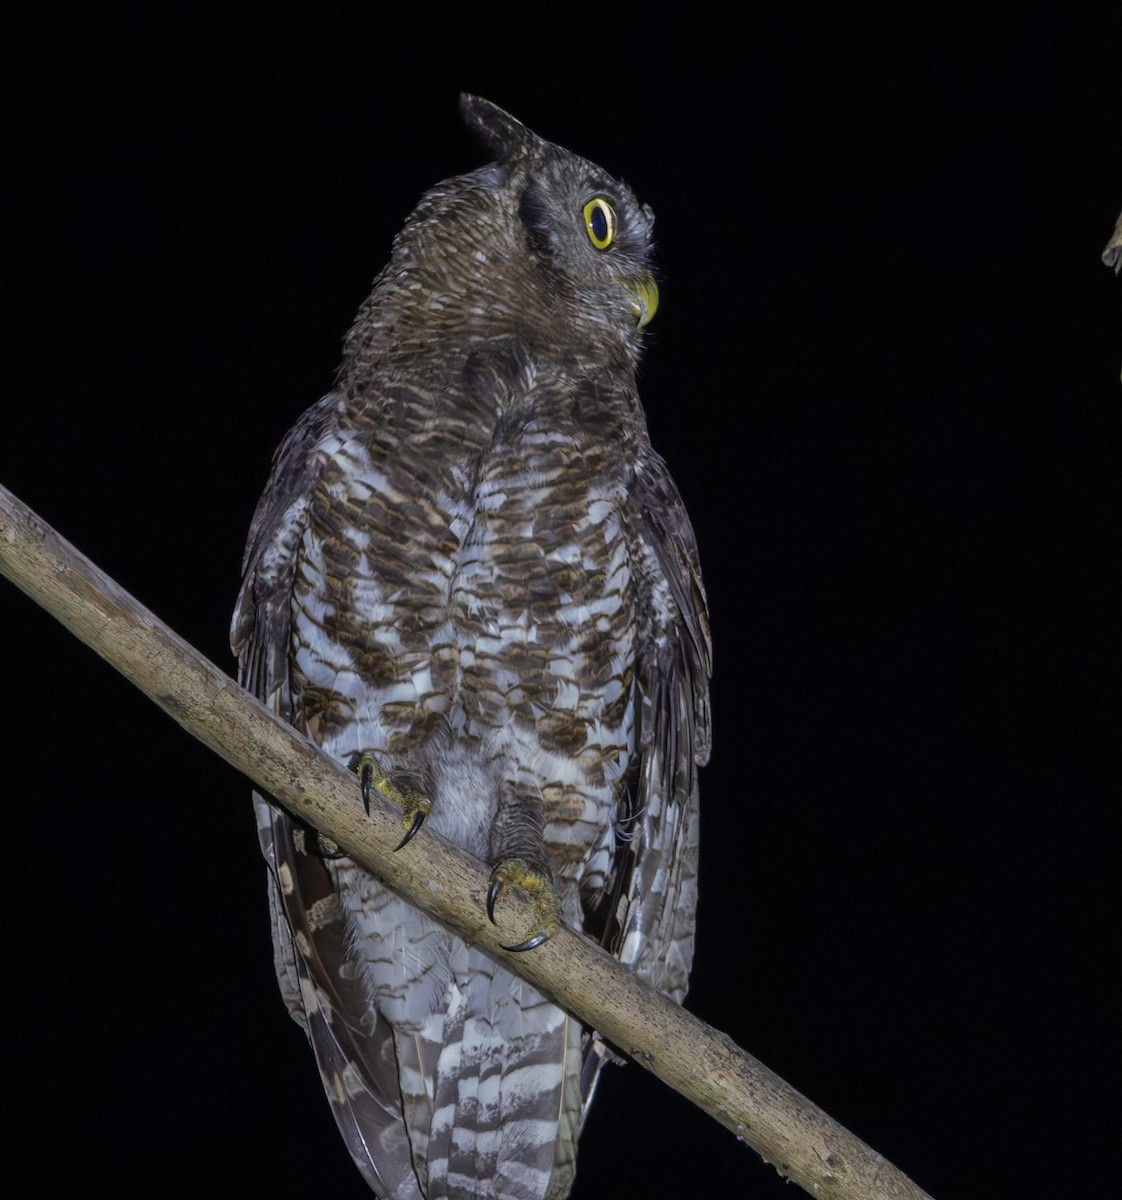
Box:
394 806 427 851
486 859 560 952
486 876 503 925
358 757 378 815
503 929 553 953
357 754 430 849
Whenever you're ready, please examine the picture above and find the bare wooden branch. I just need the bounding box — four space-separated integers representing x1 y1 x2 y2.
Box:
0 480 934 1200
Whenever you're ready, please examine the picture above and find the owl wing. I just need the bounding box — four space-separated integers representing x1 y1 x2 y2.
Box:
231 393 425 1200
616 447 712 1003
232 393 337 721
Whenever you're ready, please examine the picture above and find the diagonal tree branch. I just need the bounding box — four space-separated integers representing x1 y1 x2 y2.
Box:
0 480 933 1200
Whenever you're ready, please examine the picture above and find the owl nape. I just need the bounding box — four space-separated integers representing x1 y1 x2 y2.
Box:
232 95 711 1199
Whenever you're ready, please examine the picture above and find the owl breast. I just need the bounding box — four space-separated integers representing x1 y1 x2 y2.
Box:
290 363 639 891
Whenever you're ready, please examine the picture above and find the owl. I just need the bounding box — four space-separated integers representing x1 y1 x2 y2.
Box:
231 95 711 1199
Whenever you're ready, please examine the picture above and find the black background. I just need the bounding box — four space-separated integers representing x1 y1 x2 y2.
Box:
3 5 1118 1197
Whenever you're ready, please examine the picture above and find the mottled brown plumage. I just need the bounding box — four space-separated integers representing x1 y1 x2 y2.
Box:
231 96 711 1199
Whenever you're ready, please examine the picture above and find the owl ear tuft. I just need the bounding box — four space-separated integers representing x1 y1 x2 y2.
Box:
460 94 541 167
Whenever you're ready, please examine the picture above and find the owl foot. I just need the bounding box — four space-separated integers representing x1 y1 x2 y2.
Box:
486 860 560 952
358 755 431 850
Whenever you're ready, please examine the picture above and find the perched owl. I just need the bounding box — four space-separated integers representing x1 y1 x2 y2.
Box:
231 96 711 1199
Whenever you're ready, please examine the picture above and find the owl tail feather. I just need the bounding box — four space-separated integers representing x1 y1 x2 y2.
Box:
417 956 582 1200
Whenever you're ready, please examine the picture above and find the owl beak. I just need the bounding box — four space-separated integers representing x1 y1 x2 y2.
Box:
628 275 660 328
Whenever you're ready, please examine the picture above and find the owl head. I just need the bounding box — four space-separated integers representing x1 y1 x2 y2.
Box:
460 94 658 326
352 97 659 370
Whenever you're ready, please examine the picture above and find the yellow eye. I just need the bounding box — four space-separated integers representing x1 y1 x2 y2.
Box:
582 197 617 250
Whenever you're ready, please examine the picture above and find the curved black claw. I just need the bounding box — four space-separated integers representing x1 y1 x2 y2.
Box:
501 930 552 953
360 761 374 815
486 876 502 925
394 808 426 852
